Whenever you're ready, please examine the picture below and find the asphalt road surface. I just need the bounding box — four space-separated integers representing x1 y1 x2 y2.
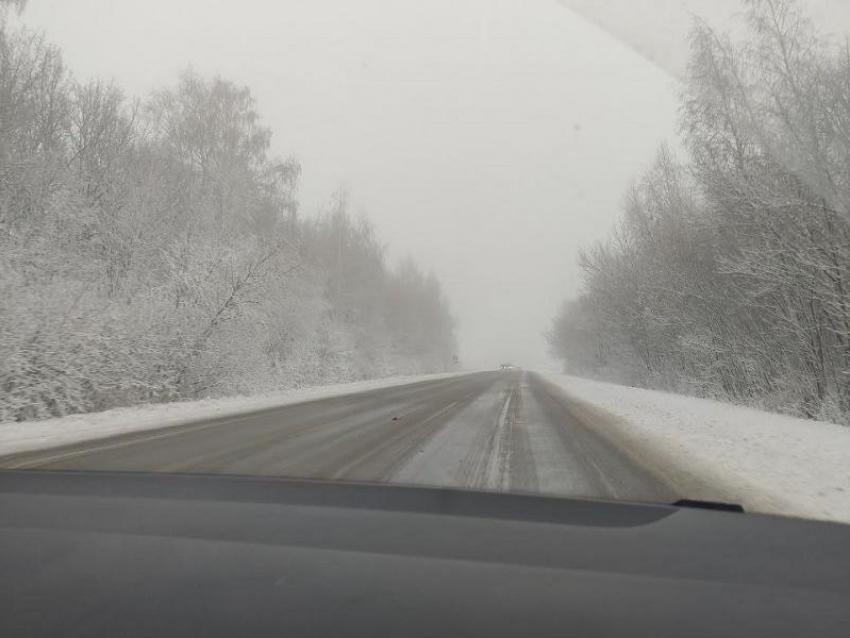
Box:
0 372 675 503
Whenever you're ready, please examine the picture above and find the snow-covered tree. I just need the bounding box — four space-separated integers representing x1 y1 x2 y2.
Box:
549 0 850 422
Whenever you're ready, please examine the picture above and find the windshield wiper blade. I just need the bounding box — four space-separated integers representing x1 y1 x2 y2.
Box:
673 499 745 513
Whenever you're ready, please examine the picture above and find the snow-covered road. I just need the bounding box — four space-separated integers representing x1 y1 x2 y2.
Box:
3 370 849 524
394 372 671 502
0 371 673 505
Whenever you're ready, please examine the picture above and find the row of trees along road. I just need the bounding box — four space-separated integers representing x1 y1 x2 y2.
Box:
548 0 850 424
0 1 456 421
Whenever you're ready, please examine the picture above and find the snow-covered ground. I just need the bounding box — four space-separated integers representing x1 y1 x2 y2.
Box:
0 372 466 457
541 373 850 524
5 367 849 526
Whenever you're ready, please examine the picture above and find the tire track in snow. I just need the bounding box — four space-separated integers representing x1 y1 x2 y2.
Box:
482 387 514 490
459 375 538 493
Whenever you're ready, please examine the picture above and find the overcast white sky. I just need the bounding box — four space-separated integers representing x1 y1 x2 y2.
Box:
17 0 850 370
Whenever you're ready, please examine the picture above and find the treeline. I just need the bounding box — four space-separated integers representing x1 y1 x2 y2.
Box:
0 5 455 421
548 0 850 423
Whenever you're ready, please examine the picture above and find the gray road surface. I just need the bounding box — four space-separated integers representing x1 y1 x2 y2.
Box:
0 372 675 503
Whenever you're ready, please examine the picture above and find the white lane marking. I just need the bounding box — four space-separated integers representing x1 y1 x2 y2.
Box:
484 389 513 491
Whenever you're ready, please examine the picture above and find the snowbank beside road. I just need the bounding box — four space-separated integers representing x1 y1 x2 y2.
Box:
541 373 850 524
0 372 467 457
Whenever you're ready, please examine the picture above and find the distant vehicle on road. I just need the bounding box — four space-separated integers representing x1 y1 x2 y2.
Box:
499 363 515 370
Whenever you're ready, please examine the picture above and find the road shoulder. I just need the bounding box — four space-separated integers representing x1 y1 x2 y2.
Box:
539 373 850 524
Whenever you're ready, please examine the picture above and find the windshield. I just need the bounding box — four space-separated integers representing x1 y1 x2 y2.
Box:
1 0 849 526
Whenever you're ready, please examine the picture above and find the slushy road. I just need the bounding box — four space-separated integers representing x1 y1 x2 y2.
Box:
0 371 674 503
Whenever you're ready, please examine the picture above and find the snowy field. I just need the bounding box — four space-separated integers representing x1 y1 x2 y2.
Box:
0 372 466 457
542 374 850 524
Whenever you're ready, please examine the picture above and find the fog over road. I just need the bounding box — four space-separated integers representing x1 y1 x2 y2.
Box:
0 372 674 503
